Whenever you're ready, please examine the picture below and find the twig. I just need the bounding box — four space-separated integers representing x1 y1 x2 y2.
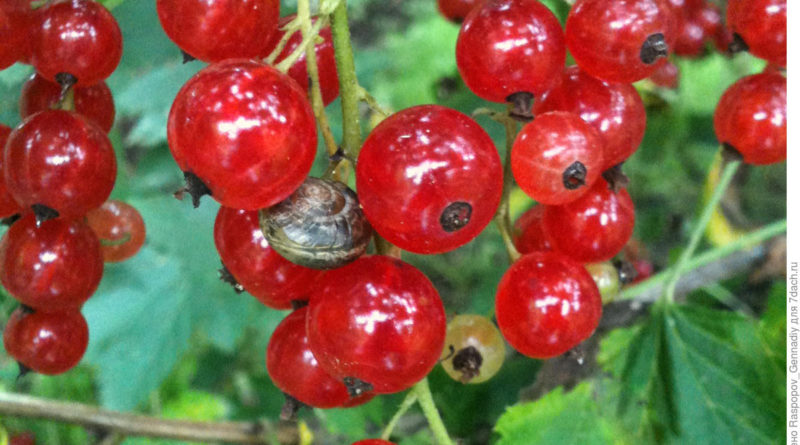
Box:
381 391 418 440
412 378 455 445
493 111 521 263
330 0 362 160
0 392 276 444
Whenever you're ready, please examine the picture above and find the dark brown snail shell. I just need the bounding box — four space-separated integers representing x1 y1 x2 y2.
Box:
258 177 372 269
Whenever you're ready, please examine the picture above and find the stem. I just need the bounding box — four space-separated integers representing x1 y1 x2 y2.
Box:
330 0 362 160
0 393 275 444
380 391 418 440
663 158 741 302
412 378 455 445
357 86 391 119
374 233 402 258
273 18 328 74
494 115 521 263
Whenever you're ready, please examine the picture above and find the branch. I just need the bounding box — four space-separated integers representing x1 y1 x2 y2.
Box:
0 392 283 444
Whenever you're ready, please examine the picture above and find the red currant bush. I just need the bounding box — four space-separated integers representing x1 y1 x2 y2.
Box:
356 105 502 254
0 214 104 312
3 307 89 375
456 0 565 104
533 66 646 169
156 0 280 63
5 109 117 219
31 0 123 86
85 200 146 263
0 125 22 218
307 256 446 394
511 111 604 205
727 0 786 67
440 314 505 384
214 206 324 309
713 72 786 166
566 0 675 83
542 179 635 263
495 252 602 359
20 73 116 132
513 205 552 254
167 59 317 210
267 307 351 409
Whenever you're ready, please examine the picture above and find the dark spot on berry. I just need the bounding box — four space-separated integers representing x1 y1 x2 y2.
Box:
452 345 483 383
290 299 309 310
280 393 305 421
31 204 59 226
728 33 749 55
613 259 638 285
1 213 20 227
562 161 587 190
17 362 32 380
506 91 535 122
722 142 744 164
601 164 630 193
640 33 668 64
440 201 472 232
181 171 212 208
343 376 373 398
218 263 244 294
181 50 196 64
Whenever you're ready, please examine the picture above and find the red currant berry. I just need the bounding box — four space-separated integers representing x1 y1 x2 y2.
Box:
263 15 339 107
511 111 604 205
5 109 117 219
542 180 635 263
9 432 36 445
85 200 146 263
566 0 675 83
356 105 502 254
456 0 565 104
495 251 602 359
0 125 22 218
20 73 115 132
727 0 786 67
441 314 505 384
437 0 483 23
214 207 324 309
0 0 30 69
534 66 646 169
697 2 730 53
167 59 317 210
307 256 446 394
31 0 122 86
157 0 279 63
673 17 706 57
267 307 351 409
513 206 551 254
713 72 786 165
648 59 679 89
585 262 620 302
352 441 396 445
0 214 103 311
3 307 89 375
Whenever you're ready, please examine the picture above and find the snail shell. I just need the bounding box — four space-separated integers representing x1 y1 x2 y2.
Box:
259 177 372 269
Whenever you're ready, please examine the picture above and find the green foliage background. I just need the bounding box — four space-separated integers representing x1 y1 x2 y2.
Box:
0 0 786 444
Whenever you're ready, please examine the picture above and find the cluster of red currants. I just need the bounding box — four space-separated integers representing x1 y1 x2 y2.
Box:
0 0 146 375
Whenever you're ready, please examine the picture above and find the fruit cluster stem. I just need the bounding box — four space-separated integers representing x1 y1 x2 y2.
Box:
330 0 362 160
412 378 456 445
380 390 418 440
495 114 522 263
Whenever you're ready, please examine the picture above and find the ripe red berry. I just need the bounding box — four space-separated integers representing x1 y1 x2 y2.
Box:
307 256 446 394
167 59 317 210
263 15 339 106
511 111 604 205
542 180 636 263
495 252 602 359
213 207 324 309
3 307 89 375
157 0 280 63
4 109 117 219
31 0 122 86
20 73 115 132
267 307 351 409
648 59 679 89
9 432 36 445
566 0 675 83
0 125 22 218
727 0 786 67
456 0 565 103
713 72 786 165
0 215 103 311
513 206 551 254
356 105 502 254
85 200 146 263
437 0 482 23
0 0 30 69
534 66 646 169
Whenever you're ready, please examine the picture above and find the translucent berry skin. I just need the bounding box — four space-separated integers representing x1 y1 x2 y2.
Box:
456 0 565 103
213 207 324 309
32 0 122 86
727 0 786 67
511 111 604 205
496 252 602 359
263 15 339 106
534 66 646 169
542 180 635 263
20 73 115 132
157 0 279 63
440 314 505 384
5 110 117 219
566 0 674 83
513 206 551 254
85 200 146 263
3 307 89 375
0 125 22 218
713 72 786 165
437 0 483 23
307 256 446 394
167 60 317 210
356 105 502 254
267 307 351 408
0 215 103 311
0 0 30 69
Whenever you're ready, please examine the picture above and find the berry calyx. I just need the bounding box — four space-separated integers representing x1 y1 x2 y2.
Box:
440 314 505 384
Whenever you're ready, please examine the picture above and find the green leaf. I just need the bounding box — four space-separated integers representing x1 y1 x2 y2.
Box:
493 383 619 445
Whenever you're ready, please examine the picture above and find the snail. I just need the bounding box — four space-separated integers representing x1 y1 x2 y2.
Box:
259 177 373 269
